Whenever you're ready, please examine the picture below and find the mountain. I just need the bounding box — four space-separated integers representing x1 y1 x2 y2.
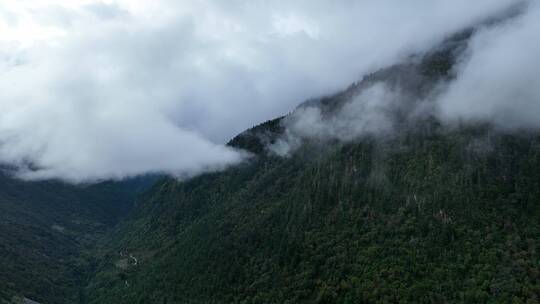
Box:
81 31 539 303
0 172 157 304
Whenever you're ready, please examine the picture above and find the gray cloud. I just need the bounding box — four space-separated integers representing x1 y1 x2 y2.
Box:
0 0 522 182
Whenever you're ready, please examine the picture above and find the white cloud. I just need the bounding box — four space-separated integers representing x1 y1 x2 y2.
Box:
0 0 523 182
436 1 540 130
269 83 400 156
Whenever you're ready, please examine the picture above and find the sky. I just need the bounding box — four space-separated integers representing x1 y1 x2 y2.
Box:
0 0 536 182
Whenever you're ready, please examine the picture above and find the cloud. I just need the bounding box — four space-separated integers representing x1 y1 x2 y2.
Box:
269 83 401 156
270 1 540 155
436 1 540 130
0 0 522 182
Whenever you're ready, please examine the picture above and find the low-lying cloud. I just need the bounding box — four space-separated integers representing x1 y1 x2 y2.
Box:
0 0 527 182
271 1 540 155
270 83 401 156
437 1 540 130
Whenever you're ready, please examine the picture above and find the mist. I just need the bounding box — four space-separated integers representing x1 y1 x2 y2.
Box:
271 1 540 156
437 1 540 130
0 0 527 182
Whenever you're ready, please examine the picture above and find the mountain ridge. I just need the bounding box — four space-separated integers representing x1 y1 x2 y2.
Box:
81 28 539 303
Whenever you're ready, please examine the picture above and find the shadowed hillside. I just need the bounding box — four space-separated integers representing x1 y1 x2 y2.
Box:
0 173 157 304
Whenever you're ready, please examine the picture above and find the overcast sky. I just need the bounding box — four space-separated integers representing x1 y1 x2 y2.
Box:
0 0 535 182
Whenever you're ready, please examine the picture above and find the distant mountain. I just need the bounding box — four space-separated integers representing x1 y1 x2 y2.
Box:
81 30 539 303
0 172 158 304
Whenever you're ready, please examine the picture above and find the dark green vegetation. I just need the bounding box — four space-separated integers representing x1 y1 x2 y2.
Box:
0 173 155 303
83 127 540 303
82 32 539 303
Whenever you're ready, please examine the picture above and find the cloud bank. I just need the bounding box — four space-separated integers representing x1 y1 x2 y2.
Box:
0 0 525 182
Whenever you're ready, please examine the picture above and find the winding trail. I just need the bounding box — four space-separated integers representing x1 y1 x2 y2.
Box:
129 254 138 266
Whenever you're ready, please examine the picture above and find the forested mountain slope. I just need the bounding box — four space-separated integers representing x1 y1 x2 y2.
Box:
83 31 539 303
87 130 540 303
0 173 155 304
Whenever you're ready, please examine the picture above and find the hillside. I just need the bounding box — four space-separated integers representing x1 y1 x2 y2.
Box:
0 173 156 304
82 31 539 303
